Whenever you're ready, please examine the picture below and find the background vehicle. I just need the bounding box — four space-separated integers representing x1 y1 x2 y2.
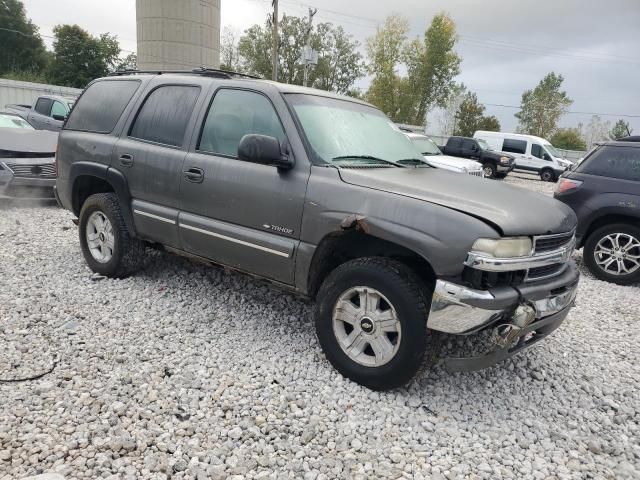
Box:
555 141 640 284
0 112 57 198
55 70 579 390
404 132 484 177
474 131 573 182
4 94 75 131
441 136 514 179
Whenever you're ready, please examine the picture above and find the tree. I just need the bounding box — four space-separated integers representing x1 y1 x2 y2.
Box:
610 119 633 140
437 82 466 135
401 13 461 125
220 26 240 71
115 53 137 71
0 0 49 75
452 91 501 136
583 115 611 149
238 15 364 94
47 25 121 88
515 72 572 138
365 15 409 121
551 128 587 150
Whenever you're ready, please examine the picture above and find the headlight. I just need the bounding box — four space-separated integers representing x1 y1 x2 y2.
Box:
500 156 510 164
471 237 533 258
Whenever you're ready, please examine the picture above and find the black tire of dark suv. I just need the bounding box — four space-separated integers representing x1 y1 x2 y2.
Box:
78 193 146 278
584 223 640 285
314 257 440 390
482 162 497 179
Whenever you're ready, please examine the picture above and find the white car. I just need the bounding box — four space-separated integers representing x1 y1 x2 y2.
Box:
405 132 484 177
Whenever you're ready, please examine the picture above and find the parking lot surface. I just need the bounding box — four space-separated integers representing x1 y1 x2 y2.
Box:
1 174 638 479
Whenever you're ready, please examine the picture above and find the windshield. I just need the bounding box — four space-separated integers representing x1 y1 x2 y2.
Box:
544 143 562 159
0 114 34 130
410 136 442 155
477 139 492 150
286 94 424 166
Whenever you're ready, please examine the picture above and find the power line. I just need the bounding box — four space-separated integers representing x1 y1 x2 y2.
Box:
484 103 640 118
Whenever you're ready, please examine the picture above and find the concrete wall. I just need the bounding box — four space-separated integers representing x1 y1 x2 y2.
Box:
0 78 82 108
136 0 221 71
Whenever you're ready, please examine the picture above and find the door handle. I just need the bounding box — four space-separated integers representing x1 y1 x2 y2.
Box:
119 154 134 167
183 167 204 183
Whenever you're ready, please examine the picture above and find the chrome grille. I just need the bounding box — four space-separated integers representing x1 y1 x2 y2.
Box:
6 163 56 179
534 231 575 255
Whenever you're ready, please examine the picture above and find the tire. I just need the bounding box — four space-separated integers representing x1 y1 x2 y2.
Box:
314 257 440 390
540 169 556 182
584 223 640 285
78 193 145 278
482 163 496 179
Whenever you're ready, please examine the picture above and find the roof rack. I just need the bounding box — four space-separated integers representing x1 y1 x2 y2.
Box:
108 67 261 80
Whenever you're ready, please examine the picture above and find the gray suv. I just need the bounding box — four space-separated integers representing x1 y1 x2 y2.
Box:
55 70 579 390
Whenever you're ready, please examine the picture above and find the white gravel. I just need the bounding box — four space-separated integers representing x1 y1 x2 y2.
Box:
1 174 638 479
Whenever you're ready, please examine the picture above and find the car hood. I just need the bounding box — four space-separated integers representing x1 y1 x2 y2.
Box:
425 154 482 170
0 128 58 154
338 167 577 236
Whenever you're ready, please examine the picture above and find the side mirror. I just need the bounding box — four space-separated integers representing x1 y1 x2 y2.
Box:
238 134 294 170
52 114 66 121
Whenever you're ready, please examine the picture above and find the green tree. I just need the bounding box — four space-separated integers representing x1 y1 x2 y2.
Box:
453 92 501 136
47 25 121 88
515 72 572 138
550 128 587 150
610 119 633 140
238 15 364 94
220 26 240 71
0 0 49 76
365 15 409 121
401 13 461 125
115 52 137 71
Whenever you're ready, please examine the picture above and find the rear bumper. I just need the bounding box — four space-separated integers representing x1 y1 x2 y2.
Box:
428 262 579 371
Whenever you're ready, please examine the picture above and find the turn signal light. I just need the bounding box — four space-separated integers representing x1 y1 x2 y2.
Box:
556 178 583 194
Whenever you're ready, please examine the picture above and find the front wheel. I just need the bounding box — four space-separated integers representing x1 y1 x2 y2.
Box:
584 223 640 285
540 169 556 182
482 163 497 179
78 193 146 278
314 257 440 390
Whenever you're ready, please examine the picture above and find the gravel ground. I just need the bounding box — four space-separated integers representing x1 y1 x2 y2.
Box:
1 174 638 480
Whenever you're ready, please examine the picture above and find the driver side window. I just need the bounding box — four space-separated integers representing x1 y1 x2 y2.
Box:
198 89 286 158
532 144 551 161
51 101 67 118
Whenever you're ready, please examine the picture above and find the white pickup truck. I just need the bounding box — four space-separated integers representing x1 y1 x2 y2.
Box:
404 132 484 177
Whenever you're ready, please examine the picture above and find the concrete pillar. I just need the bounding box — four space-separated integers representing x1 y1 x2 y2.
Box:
136 0 221 71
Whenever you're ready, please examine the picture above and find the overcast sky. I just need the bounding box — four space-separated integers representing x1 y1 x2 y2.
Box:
20 0 640 134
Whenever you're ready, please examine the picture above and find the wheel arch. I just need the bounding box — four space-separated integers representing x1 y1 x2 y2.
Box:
305 229 437 299
581 212 640 248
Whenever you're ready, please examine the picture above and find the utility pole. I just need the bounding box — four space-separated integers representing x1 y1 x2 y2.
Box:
272 0 279 82
302 7 317 87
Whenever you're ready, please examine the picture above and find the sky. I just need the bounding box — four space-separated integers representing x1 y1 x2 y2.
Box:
19 0 640 135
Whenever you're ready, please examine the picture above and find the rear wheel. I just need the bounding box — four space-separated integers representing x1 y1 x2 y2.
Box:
540 168 556 182
78 193 145 278
314 257 440 390
584 223 640 285
482 163 496 179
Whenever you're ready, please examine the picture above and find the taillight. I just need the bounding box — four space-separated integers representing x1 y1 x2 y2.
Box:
556 178 583 194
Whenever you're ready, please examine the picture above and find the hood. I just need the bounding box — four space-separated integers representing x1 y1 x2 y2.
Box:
426 154 482 171
338 167 577 236
0 128 58 154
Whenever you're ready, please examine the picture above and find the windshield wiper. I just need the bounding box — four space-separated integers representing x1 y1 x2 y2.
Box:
332 155 406 167
397 158 430 166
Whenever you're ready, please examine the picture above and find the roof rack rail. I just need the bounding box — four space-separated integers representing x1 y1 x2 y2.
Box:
108 67 261 80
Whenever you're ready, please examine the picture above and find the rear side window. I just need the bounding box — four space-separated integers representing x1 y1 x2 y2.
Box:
502 139 527 154
577 146 640 181
34 98 52 115
129 85 200 147
66 80 140 133
198 89 286 157
448 138 462 148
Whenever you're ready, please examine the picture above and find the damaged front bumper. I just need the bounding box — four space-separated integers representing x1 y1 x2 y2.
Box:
427 262 579 372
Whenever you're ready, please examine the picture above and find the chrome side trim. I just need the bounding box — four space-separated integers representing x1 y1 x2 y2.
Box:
427 280 504 334
465 236 575 273
179 223 290 258
133 209 176 225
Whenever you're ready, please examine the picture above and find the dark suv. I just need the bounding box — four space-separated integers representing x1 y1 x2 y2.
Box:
441 136 515 179
55 70 579 390
555 141 640 284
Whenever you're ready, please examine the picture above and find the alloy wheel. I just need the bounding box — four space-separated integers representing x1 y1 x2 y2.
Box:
594 233 640 276
86 211 115 264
